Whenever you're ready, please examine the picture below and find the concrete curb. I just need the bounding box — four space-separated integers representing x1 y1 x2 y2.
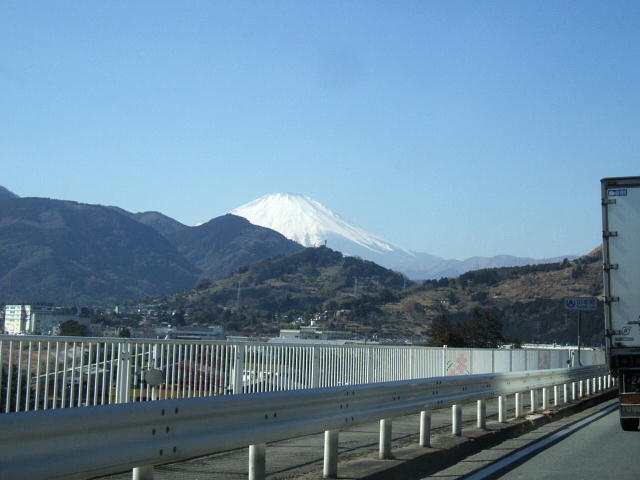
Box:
324 389 617 480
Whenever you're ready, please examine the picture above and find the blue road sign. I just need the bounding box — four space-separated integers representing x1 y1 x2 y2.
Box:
564 297 597 311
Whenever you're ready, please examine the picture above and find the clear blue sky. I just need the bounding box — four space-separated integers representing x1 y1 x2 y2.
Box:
2 1 638 260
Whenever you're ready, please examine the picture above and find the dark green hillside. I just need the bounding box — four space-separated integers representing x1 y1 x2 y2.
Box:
162 246 412 336
158 245 604 344
383 248 604 345
0 186 19 201
131 211 189 238
166 214 303 280
0 197 199 305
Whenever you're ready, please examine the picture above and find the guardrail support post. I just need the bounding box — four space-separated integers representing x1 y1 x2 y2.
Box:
452 405 462 436
498 395 506 423
542 387 549 411
598 376 602 392
553 385 559 406
585 378 591 396
477 400 486 429
579 380 584 398
563 383 569 404
530 389 537 413
419 411 431 447
514 392 522 418
132 466 153 480
571 381 577 401
249 443 266 480
323 429 339 478
379 418 392 459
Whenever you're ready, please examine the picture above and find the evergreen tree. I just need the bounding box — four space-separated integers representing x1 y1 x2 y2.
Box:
427 315 466 347
463 309 504 348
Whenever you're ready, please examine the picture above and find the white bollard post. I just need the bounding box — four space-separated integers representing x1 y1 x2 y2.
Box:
379 419 392 459
579 380 584 398
572 382 577 401
530 389 537 413
553 385 559 407
598 376 603 392
249 443 266 480
542 388 549 411
585 379 591 396
323 430 339 478
563 383 569 404
515 392 522 418
498 395 506 423
477 400 487 429
132 466 154 480
420 411 431 447
452 404 462 436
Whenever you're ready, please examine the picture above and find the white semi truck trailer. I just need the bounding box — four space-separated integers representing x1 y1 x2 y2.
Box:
601 176 640 430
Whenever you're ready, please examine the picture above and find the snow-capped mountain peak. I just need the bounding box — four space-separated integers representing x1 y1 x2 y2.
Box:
231 192 573 280
231 193 408 256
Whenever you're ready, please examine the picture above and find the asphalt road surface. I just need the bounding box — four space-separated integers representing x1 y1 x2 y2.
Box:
492 406 639 480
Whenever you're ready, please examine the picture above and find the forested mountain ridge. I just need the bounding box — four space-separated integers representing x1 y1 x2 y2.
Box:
384 248 604 345
165 214 304 280
159 246 604 345
159 246 411 335
0 198 304 305
0 197 199 305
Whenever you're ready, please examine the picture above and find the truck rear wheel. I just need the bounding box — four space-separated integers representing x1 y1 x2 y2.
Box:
620 418 639 431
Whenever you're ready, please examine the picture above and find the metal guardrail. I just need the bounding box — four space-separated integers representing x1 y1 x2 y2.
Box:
0 334 605 414
0 364 609 480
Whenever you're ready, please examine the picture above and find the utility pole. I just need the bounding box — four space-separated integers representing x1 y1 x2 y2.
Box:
353 277 358 297
563 297 596 366
236 280 241 310
577 310 582 366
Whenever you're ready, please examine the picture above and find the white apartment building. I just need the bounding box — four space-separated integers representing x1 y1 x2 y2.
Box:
3 305 82 335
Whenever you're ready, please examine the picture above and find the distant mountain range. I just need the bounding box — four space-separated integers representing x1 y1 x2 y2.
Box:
111 206 302 279
0 190 302 305
0 186 19 201
0 197 198 305
232 193 575 279
164 214 302 280
0 185 580 305
158 243 603 344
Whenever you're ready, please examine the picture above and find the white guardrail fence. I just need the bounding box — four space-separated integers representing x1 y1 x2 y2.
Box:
0 364 610 480
0 334 604 413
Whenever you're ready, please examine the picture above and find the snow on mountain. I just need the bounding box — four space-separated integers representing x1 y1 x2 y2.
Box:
232 193 408 255
231 193 575 280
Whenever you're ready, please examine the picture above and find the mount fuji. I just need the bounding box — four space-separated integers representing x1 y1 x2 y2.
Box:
232 193 573 280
